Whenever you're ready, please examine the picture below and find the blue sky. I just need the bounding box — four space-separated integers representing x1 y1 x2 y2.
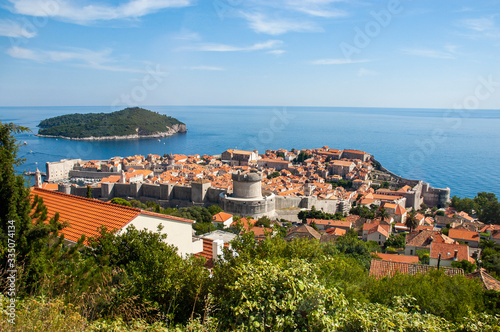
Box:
0 0 499 108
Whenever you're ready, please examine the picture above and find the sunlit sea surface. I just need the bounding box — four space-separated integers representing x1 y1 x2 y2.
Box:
2 106 499 198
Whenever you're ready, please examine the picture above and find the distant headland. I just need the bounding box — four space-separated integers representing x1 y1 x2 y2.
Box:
36 107 187 140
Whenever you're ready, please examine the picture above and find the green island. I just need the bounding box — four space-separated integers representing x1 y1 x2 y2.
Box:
36 107 186 140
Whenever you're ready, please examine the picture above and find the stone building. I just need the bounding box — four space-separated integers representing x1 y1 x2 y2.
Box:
221 149 259 166
46 159 82 181
220 169 276 218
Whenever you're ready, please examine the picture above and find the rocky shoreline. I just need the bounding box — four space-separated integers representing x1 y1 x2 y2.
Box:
36 123 187 141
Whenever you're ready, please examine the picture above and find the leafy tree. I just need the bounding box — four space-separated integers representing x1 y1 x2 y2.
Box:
207 204 222 216
365 269 485 322
213 259 345 331
384 234 406 249
474 192 500 224
110 197 132 207
436 210 445 216
451 259 476 274
350 205 376 219
309 220 319 231
298 207 345 223
416 249 430 264
293 151 311 164
451 195 475 215
376 207 389 220
329 179 353 189
266 171 280 179
406 209 419 232
255 216 271 228
85 225 209 324
192 221 216 235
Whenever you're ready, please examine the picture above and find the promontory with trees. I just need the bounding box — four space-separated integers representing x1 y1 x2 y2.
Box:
36 107 186 140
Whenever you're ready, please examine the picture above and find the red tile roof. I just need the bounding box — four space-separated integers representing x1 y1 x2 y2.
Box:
30 188 193 244
31 187 141 243
326 227 346 236
406 230 455 247
368 224 389 238
430 242 472 262
467 268 500 291
448 228 479 242
373 253 419 264
140 210 194 224
213 212 233 223
415 225 434 231
369 259 464 278
306 219 351 228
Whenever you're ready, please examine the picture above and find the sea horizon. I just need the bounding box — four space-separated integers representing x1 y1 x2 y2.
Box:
2 105 499 199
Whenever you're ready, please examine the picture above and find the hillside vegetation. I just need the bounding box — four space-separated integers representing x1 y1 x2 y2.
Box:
37 107 184 138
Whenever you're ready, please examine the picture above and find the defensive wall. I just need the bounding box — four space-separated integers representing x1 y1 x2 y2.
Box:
372 157 451 208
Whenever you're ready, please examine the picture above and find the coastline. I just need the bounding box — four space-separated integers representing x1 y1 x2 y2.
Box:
36 124 187 141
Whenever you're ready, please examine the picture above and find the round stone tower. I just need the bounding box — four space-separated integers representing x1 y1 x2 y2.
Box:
232 169 263 199
167 154 175 166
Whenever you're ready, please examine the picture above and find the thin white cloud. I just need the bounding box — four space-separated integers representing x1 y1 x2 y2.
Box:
188 40 283 52
357 68 378 77
401 48 455 59
311 58 370 65
174 31 201 41
6 46 145 73
187 66 225 71
268 49 286 55
460 17 500 39
242 12 322 35
6 0 193 24
6 46 39 60
284 0 347 18
0 19 36 38
462 17 495 32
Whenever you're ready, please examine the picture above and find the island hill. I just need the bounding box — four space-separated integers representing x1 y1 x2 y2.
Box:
36 107 187 140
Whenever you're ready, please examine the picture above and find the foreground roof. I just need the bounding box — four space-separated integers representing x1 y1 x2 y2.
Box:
30 188 193 243
31 188 141 242
467 268 500 291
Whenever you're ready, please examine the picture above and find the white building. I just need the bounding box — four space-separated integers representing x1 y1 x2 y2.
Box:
31 187 199 257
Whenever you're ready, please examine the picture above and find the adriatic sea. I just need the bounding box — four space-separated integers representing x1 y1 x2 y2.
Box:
2 106 499 199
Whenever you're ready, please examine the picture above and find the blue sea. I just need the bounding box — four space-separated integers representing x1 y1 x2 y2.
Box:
1 106 499 199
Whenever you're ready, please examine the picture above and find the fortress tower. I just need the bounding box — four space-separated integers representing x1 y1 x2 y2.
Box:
232 169 263 199
220 169 276 218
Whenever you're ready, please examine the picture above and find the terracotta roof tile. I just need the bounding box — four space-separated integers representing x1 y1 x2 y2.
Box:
30 188 193 244
467 268 500 291
448 228 479 242
213 212 233 222
369 259 464 279
31 188 141 243
374 253 419 264
430 242 472 262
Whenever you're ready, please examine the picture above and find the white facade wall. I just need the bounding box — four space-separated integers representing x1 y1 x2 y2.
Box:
46 159 81 181
124 214 194 257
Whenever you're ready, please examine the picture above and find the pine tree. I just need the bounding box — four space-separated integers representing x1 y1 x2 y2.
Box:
0 122 80 296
